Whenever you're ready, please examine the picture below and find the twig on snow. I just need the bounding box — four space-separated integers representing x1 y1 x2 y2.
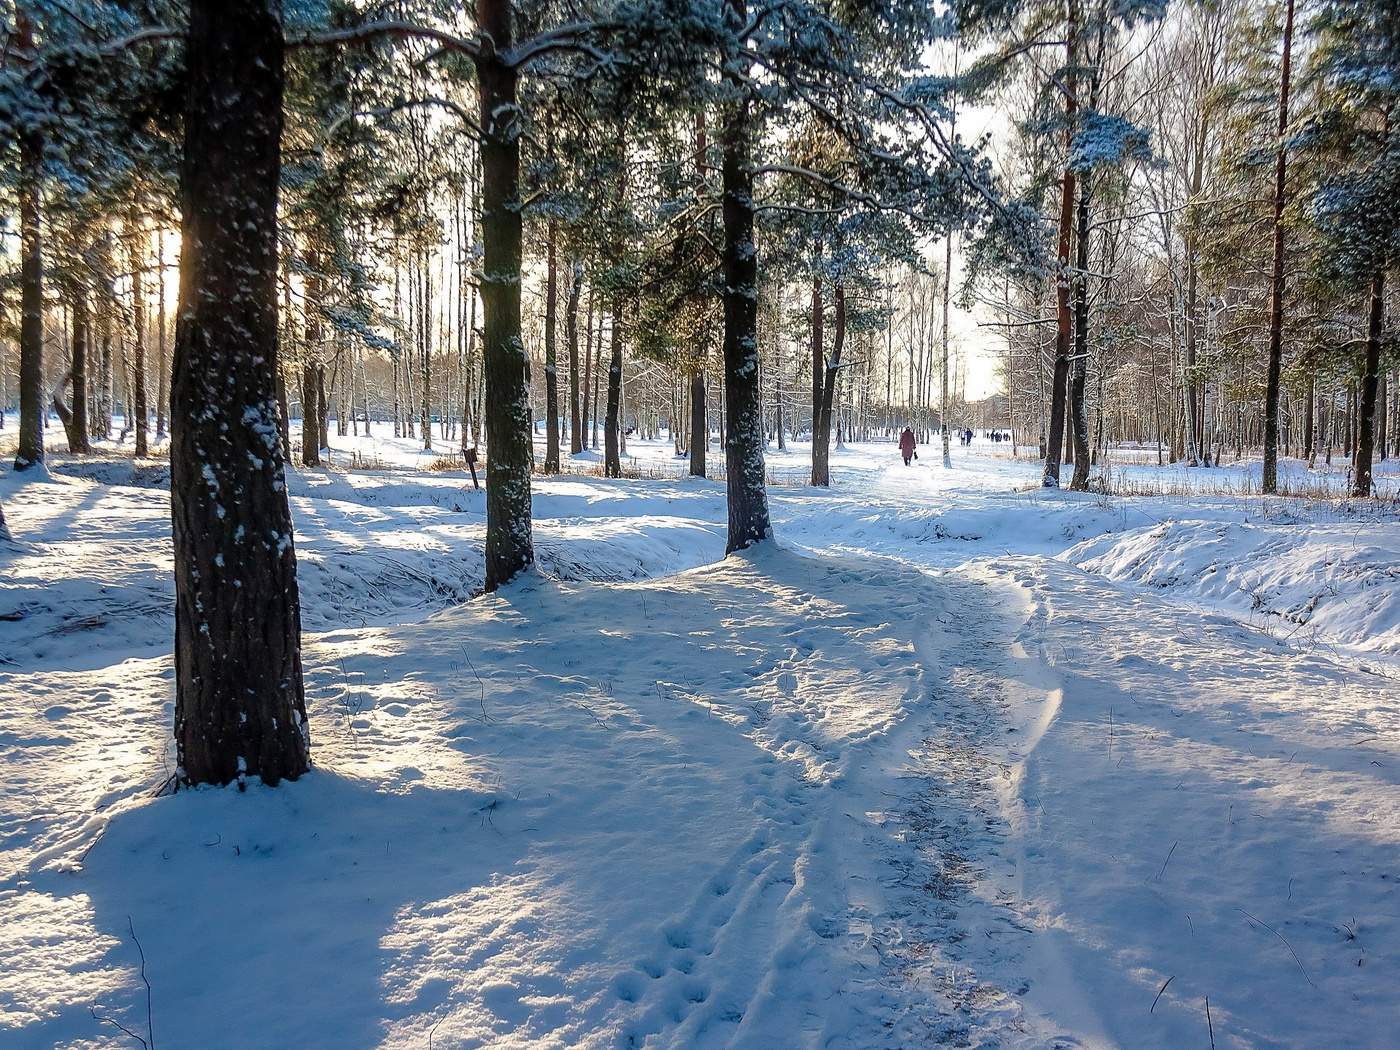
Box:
1238 906 1315 987
130 916 155 1048
460 646 491 724
1155 840 1178 882
89 916 155 1048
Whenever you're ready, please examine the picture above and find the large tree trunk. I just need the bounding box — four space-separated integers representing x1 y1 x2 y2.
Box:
544 219 561 473
1354 269 1385 497
605 298 623 477
475 0 533 590
719 4 772 551
811 284 846 486
567 259 583 454
171 0 308 787
14 11 44 472
1262 0 1295 495
689 368 706 477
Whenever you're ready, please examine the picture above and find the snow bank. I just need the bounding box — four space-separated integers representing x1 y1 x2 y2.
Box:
1066 518 1400 654
981 556 1400 1049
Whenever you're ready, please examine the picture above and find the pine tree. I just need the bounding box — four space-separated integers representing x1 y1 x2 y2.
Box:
170 0 309 787
1308 0 1399 497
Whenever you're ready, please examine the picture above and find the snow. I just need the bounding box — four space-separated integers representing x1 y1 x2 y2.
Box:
3 418 1400 1048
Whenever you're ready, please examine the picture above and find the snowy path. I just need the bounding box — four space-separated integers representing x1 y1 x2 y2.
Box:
3 442 1399 1047
3 543 1054 1048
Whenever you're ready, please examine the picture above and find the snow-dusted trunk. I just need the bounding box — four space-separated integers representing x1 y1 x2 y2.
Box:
690 368 707 477
1353 269 1385 497
170 0 308 787
605 299 623 477
14 10 44 472
811 285 846 487
719 8 772 552
475 0 534 590
567 259 583 455
1261 0 1294 495
544 219 561 473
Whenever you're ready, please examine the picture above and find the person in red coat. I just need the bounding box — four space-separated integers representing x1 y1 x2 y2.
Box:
899 426 917 465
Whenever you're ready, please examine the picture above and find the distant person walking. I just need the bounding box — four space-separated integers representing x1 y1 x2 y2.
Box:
899 427 917 466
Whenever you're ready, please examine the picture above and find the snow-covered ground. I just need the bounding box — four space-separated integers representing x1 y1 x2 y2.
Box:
3 420 1399 1048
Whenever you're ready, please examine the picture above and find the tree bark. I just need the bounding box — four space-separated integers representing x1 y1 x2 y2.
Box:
171 0 308 787
544 219 561 472
475 0 533 589
302 256 322 466
157 230 169 439
97 313 112 439
68 294 91 453
940 234 954 468
1303 372 1315 462
14 10 44 472
1354 268 1385 497
1069 175 1093 490
605 298 623 477
690 367 706 477
1262 0 1295 494
810 275 823 442
581 285 593 448
567 258 583 454
1042 0 1077 488
811 284 845 486
720 2 772 550
130 220 150 457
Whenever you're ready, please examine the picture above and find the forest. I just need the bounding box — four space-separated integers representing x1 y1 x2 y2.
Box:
2 0 1398 1047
